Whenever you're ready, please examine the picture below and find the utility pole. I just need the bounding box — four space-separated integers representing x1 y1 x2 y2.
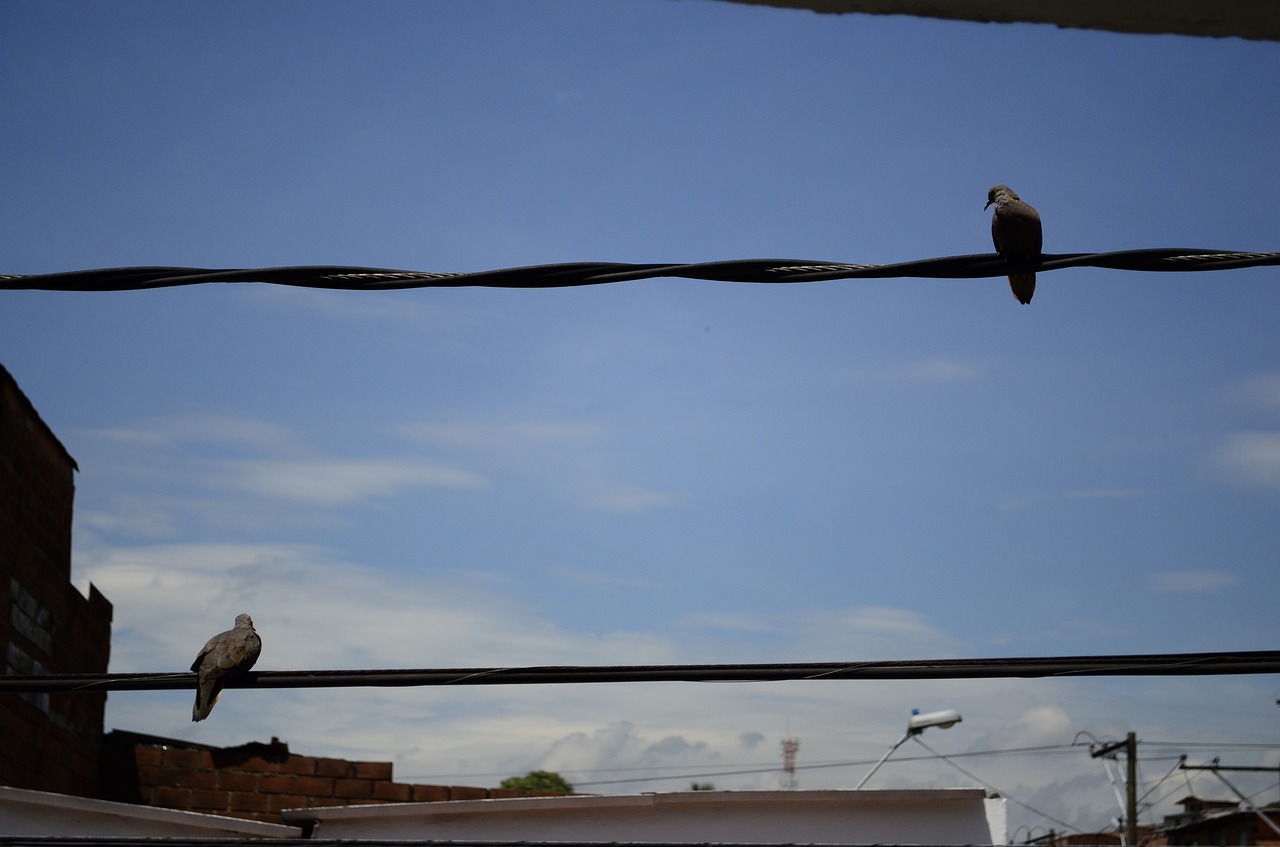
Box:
1091 732 1138 845
1126 732 1138 847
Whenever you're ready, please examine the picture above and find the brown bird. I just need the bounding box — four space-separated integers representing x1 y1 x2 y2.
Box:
191 613 262 721
985 184 1042 304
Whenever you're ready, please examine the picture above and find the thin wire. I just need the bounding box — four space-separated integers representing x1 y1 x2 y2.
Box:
1136 758 1185 807
571 745 1093 788
4 650 1279 694
3 248 1279 292
1146 741 1280 750
911 735 1082 833
404 744 1085 784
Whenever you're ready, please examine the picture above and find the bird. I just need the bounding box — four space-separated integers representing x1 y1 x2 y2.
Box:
985 184 1042 304
190 613 261 721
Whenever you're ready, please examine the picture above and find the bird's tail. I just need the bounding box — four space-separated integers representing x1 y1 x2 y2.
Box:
192 684 221 721
1008 273 1036 305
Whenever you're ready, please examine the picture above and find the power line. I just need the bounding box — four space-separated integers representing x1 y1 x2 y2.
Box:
912 735 1083 834
1146 741 1280 750
3 650 1279 694
572 745 1093 788
401 742 1278 800
2 248 1278 292
407 741 1272 783
400 744 1084 783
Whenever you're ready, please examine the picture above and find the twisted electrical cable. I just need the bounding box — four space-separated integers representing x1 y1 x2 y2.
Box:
3 249 1278 292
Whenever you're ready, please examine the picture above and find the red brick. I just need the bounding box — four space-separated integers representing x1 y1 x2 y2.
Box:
490 788 525 799
217 770 258 792
279 756 317 776
259 773 298 794
449 785 488 801
294 775 333 795
228 792 272 812
151 786 192 808
334 778 374 799
189 788 231 811
373 781 412 802
174 768 217 790
235 754 280 773
162 748 210 769
134 746 164 766
410 784 450 802
136 765 171 787
268 793 311 813
354 760 393 781
314 758 354 778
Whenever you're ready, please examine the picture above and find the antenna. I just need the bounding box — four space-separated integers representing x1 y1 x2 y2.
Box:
780 737 800 789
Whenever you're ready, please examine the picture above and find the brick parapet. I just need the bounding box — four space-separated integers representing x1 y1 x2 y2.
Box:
101 731 573 824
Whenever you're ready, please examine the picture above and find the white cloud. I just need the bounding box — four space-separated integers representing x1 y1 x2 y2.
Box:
394 420 603 450
1146 569 1240 593
980 706 1075 750
536 721 717 781
581 486 690 514
73 414 303 454
75 537 1280 835
1228 372 1280 410
228 457 487 504
678 612 781 634
69 413 496 538
798 606 960 655
1210 431 1280 491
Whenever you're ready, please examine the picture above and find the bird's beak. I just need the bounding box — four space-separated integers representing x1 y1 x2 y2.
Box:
984 199 993 210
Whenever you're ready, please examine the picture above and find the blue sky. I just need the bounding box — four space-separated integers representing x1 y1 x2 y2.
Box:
3 0 1279 835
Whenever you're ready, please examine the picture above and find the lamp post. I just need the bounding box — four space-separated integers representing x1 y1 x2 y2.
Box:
855 708 962 789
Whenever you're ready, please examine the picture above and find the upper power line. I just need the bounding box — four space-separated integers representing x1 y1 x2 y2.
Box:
2 248 1278 292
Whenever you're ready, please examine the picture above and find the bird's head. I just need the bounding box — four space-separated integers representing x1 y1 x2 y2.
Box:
985 184 1018 209
235 613 255 629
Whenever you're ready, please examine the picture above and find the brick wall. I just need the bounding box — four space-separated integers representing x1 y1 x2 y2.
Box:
101 731 570 824
0 363 114 796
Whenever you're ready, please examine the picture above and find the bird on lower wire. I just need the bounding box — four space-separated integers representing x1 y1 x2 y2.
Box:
191 613 262 721
985 184 1042 305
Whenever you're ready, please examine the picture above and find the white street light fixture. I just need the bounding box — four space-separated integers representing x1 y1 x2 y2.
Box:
856 708 963 789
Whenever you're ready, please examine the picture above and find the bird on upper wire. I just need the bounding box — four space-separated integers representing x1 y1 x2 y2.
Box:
190 613 262 721
986 184 1042 305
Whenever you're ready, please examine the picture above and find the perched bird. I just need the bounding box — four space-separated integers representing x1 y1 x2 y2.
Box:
985 184 1042 304
190 613 261 721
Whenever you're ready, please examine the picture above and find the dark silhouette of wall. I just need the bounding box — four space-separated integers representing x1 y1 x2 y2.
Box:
1 363 113 795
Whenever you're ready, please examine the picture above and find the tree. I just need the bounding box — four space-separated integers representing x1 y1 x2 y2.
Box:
500 769 574 793
690 782 716 791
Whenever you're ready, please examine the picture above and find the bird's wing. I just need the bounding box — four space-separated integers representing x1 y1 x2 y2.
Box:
194 628 261 676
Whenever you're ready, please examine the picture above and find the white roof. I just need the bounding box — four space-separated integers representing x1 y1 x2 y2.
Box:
285 787 1006 844
0 784 301 838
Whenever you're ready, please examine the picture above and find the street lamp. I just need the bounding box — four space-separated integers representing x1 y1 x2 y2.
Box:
855 708 963 789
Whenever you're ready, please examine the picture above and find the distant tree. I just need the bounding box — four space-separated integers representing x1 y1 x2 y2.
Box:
500 769 574 793
690 782 715 791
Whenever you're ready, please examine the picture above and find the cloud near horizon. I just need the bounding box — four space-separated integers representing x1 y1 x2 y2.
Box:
1210 431 1280 492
